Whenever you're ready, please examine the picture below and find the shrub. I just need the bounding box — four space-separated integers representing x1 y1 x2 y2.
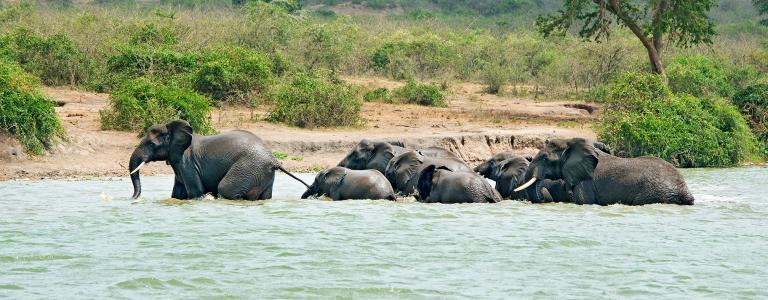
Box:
0 28 92 86
667 55 734 98
268 72 363 128
392 80 447 107
0 60 65 155
482 63 507 94
100 78 214 134
193 47 274 102
105 45 197 90
363 87 390 102
598 72 760 167
733 84 768 154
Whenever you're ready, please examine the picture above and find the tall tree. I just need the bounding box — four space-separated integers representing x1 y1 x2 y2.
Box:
536 0 717 82
756 0 768 25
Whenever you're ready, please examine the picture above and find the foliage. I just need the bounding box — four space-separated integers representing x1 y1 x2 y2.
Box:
392 80 447 107
667 55 734 98
733 84 768 154
755 0 768 25
0 28 92 86
0 60 65 155
363 87 391 102
268 72 363 128
193 47 274 102
370 33 457 80
537 0 717 78
100 78 214 134
598 72 760 167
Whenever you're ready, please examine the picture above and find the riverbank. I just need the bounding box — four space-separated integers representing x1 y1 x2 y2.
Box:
0 78 597 181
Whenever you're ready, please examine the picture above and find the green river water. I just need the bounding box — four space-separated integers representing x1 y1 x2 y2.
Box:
1 167 766 299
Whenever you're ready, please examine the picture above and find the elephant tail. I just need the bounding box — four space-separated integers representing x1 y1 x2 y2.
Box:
276 165 311 189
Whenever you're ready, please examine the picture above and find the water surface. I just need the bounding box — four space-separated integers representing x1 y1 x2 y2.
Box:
1 167 767 299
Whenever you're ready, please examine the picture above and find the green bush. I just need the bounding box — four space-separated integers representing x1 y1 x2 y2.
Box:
193 47 274 102
100 78 214 134
482 63 507 94
0 60 65 155
392 80 447 107
598 72 760 167
105 45 197 90
667 55 734 98
363 87 390 102
0 28 92 86
733 84 768 155
268 72 363 128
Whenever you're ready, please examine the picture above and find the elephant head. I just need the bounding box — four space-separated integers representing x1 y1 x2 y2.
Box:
515 138 602 192
384 150 424 193
129 120 193 199
474 152 530 178
301 167 347 199
338 139 406 174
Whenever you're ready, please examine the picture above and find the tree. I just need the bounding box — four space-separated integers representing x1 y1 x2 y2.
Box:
755 0 768 25
536 0 717 82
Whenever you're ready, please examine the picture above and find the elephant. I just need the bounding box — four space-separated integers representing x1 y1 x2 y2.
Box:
337 139 408 174
515 138 695 206
416 165 502 204
475 153 569 202
385 150 472 196
301 167 396 201
128 120 309 200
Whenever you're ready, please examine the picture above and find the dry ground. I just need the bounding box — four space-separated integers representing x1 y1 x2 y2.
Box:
0 78 597 180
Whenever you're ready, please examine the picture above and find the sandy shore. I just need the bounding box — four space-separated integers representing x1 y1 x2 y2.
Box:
0 78 597 181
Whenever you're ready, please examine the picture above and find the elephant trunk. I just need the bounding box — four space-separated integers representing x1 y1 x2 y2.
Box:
129 146 148 199
301 186 315 199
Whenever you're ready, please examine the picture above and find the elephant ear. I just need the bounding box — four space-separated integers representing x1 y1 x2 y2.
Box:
562 139 598 186
166 120 193 163
374 141 395 161
416 165 437 201
325 168 347 190
495 158 527 184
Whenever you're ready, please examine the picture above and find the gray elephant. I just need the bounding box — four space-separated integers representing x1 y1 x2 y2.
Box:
128 120 309 200
475 153 569 202
385 150 472 196
417 146 463 160
416 165 502 204
515 138 695 206
337 140 408 174
301 167 396 201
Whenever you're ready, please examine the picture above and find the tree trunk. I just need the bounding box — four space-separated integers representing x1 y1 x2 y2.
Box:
608 0 668 83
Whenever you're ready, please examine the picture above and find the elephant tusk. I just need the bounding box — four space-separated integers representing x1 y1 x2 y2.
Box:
130 161 146 175
514 177 537 192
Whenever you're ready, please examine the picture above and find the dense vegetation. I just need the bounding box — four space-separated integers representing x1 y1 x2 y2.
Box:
1 0 767 165
597 73 760 167
0 60 65 155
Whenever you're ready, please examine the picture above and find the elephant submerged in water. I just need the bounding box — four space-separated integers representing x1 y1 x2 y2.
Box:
128 120 309 200
416 165 502 204
515 138 694 206
385 150 472 196
301 167 396 201
337 140 409 174
475 153 569 202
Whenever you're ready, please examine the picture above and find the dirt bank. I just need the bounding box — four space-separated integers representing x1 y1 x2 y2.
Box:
0 78 597 180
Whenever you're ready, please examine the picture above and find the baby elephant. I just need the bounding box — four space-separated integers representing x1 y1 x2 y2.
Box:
417 165 502 204
301 167 396 201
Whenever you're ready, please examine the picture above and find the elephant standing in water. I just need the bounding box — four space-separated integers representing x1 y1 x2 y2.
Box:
128 120 309 200
475 153 569 202
385 150 472 196
301 167 396 201
416 165 502 204
515 138 695 206
337 140 408 174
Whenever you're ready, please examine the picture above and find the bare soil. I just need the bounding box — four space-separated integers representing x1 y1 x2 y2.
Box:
0 78 597 181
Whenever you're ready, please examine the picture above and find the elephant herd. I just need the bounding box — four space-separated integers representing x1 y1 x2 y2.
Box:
129 120 695 206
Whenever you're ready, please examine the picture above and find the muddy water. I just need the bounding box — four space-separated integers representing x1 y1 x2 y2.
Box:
1 167 767 298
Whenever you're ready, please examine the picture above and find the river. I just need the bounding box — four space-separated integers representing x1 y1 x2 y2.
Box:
1 167 767 299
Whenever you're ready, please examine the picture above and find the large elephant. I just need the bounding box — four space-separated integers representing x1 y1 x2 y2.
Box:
385 150 472 196
301 167 396 201
337 140 408 174
475 153 569 202
416 165 502 204
515 138 695 206
128 120 309 200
